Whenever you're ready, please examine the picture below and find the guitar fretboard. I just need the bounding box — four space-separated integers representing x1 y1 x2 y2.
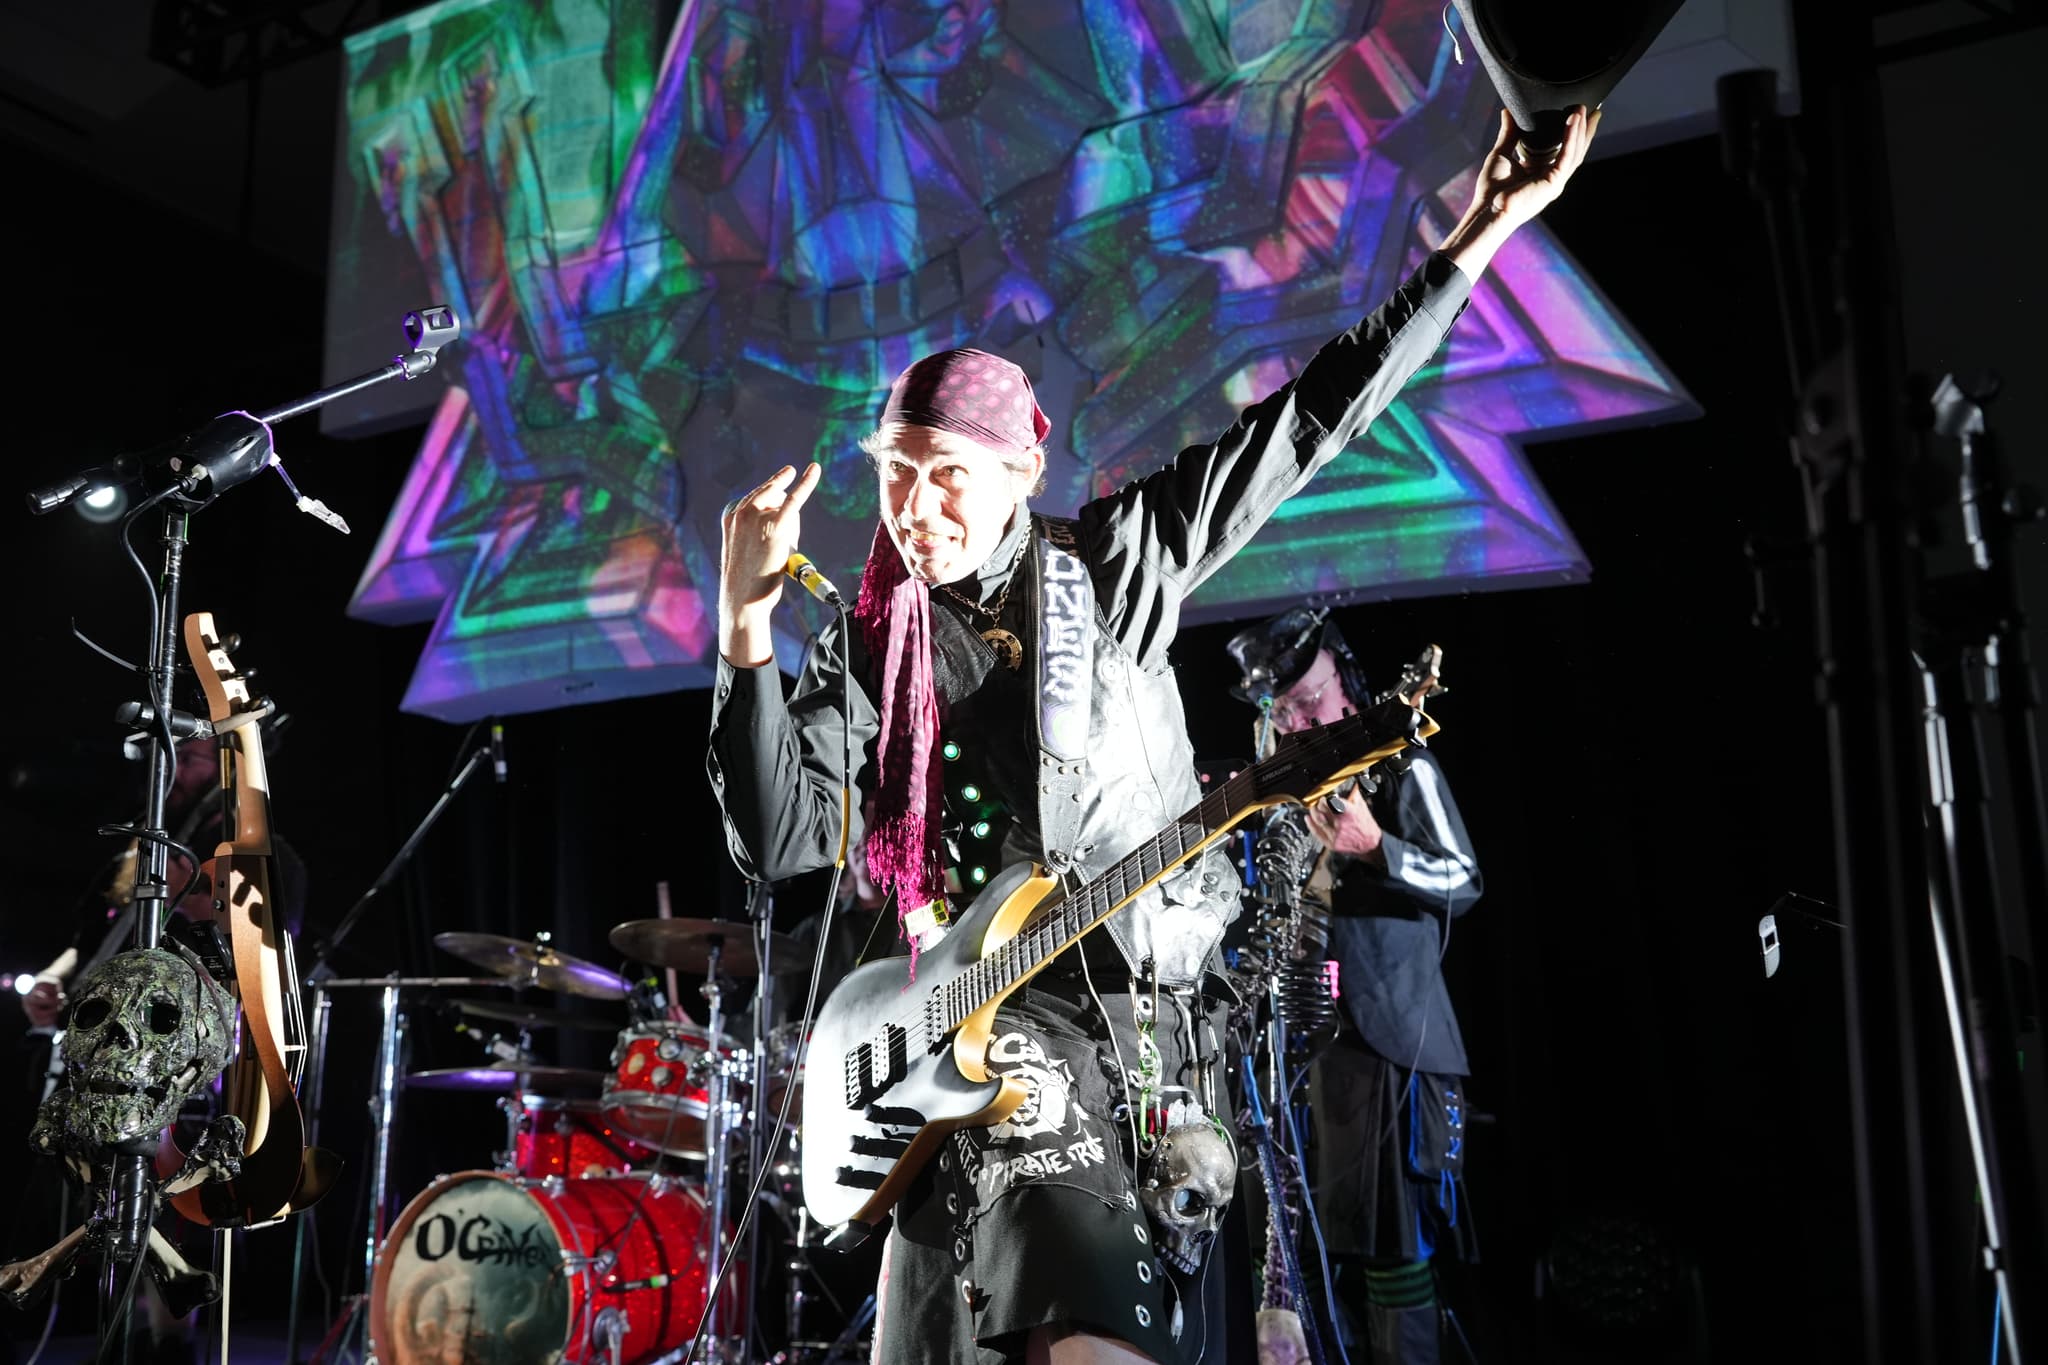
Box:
924 766 1263 1035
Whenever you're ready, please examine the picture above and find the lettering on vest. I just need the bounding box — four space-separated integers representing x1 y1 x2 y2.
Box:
1039 532 1092 758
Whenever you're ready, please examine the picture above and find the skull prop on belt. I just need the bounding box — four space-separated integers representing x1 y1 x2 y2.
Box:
1138 1120 1236 1273
31 947 234 1158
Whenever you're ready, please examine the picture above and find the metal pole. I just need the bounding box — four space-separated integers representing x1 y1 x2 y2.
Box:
106 505 192 1305
1776 5 1943 1351
1917 661 2026 1359
745 888 774 1355
363 981 405 1313
282 986 333 1363
701 944 729 1355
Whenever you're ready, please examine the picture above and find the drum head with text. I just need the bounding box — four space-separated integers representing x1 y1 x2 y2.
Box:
373 1174 569 1364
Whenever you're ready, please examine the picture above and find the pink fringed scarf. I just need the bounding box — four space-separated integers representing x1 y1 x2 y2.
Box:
857 347 1049 964
854 524 946 960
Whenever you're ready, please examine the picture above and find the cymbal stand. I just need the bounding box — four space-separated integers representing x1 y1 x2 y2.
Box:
281 987 333 1363
365 980 407 1301
699 938 732 1357
745 883 775 1356
767 1208 821 1365
280 974 509 1363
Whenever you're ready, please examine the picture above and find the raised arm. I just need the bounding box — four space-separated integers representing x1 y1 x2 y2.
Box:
1440 105 1601 284
708 461 880 882
1079 106 1601 666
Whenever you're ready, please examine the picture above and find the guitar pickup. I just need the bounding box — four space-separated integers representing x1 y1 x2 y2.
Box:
844 1025 909 1108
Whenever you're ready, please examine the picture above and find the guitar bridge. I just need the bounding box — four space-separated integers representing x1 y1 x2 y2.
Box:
844 1024 909 1108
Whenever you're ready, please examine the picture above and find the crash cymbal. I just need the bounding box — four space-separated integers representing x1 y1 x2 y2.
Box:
608 918 802 975
432 932 629 1000
405 1065 608 1095
449 999 618 1034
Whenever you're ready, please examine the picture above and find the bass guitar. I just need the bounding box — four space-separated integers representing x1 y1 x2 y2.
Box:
799 692 1436 1239
158 613 338 1225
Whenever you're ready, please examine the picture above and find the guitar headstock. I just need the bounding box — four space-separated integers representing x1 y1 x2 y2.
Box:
1253 699 1439 808
183 613 274 849
184 613 265 728
1385 644 1445 711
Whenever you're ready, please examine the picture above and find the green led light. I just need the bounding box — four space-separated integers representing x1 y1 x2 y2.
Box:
969 866 988 885
971 820 991 839
942 741 961 761
961 784 981 803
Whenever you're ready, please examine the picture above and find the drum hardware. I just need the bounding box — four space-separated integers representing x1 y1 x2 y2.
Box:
406 1064 611 1094
498 1092 652 1180
607 917 803 978
593 1305 629 1365
289 972 524 1363
742 889 779 1363
450 997 621 1033
698 935 735 1352
434 929 633 999
600 1022 739 1157
369 1170 746 1364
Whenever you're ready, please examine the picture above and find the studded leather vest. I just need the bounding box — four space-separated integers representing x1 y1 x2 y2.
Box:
921 515 1237 988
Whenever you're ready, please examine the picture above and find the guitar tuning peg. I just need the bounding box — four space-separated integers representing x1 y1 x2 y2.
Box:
222 633 242 655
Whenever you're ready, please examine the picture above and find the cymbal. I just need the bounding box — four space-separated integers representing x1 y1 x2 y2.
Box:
448 999 618 1034
432 932 630 1000
406 1065 608 1095
608 918 803 975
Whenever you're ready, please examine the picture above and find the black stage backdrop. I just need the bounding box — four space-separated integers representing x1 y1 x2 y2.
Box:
3 36 2039 1359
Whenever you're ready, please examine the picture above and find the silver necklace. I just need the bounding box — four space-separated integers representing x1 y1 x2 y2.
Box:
937 529 1030 670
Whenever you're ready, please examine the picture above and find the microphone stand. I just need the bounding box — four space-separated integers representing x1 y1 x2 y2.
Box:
18 306 460 1357
284 732 496 1364
97 504 190 1348
305 737 494 983
1722 46 2043 1359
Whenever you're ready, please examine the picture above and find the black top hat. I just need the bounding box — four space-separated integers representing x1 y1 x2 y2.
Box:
1225 607 1333 705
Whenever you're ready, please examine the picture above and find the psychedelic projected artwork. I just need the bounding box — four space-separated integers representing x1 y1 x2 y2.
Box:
331 0 1691 722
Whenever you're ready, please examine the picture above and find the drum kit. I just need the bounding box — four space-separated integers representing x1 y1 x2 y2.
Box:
312 916 860 1365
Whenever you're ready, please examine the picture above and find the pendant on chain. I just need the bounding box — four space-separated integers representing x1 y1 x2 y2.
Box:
982 628 1024 671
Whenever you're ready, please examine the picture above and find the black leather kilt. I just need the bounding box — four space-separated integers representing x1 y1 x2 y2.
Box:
872 964 1232 1364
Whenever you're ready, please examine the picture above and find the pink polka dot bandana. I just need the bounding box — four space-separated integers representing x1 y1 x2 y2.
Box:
878 348 1050 457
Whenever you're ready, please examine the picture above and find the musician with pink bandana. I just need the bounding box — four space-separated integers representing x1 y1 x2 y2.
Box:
709 108 1600 1365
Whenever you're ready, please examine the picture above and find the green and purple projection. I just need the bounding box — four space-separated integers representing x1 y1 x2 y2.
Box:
332 0 1690 722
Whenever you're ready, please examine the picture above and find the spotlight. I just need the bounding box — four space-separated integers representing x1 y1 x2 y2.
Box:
76 482 128 523
9 973 35 996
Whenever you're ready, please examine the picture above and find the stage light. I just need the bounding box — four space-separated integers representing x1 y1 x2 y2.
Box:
10 973 35 996
76 482 127 523
1449 0 1687 160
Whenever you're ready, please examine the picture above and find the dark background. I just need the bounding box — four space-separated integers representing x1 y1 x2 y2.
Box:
1 3 2042 1362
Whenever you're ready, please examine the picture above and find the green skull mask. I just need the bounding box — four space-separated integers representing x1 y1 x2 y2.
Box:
32 946 235 1157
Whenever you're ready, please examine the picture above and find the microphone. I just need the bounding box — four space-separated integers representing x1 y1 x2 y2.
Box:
490 723 507 783
785 552 844 606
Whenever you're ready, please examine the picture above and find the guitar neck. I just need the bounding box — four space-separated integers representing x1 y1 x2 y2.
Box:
935 768 1265 1025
